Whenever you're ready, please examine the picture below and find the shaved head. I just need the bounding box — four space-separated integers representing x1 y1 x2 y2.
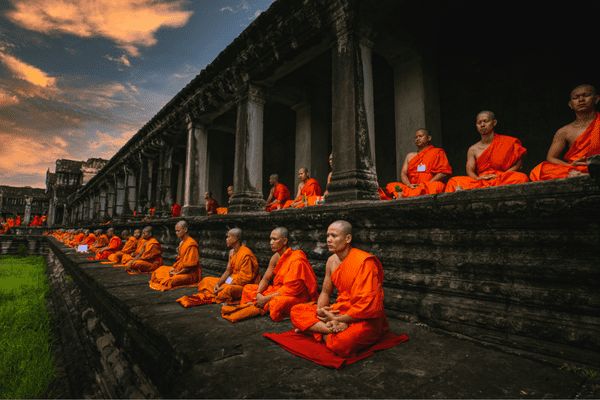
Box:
571 83 597 96
121 230 130 237
269 174 279 180
133 229 141 235
107 228 114 235
476 110 496 121
329 220 352 236
272 226 289 239
143 226 152 234
228 227 242 240
176 220 188 230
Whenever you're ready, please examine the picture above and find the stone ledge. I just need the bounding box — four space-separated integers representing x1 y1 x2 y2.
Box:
46 237 599 398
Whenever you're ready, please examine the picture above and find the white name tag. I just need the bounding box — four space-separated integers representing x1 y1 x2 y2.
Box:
225 276 233 284
417 163 426 172
77 244 88 253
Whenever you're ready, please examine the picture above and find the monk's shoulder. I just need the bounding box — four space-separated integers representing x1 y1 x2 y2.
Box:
405 152 417 162
326 253 341 271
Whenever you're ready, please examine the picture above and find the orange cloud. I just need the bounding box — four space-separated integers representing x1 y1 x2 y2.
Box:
0 88 20 106
88 130 136 159
6 0 194 56
0 51 57 87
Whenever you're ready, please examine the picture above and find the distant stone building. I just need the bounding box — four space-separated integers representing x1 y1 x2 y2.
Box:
46 158 108 226
0 185 48 224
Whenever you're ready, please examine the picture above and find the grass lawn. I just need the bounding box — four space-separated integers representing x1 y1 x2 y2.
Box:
0 255 54 398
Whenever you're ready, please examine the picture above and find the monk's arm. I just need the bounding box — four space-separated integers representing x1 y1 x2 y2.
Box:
400 154 413 186
465 147 479 179
216 250 234 287
546 129 571 165
429 172 448 183
506 158 523 172
317 261 334 309
257 253 278 293
265 187 275 205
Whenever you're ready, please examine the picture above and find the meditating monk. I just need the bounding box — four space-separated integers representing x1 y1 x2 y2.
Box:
283 168 322 208
324 153 333 197
125 226 163 274
83 229 96 247
216 185 233 215
530 84 600 181
221 227 318 322
149 220 201 291
177 228 259 307
95 228 123 260
107 229 140 264
89 229 108 254
67 229 85 247
386 129 453 198
118 229 146 265
290 220 388 357
171 202 182 218
205 192 219 215
265 174 291 211
445 111 529 192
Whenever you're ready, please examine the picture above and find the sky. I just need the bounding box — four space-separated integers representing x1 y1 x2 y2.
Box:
0 0 273 188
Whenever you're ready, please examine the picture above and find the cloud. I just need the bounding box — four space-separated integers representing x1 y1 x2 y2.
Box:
88 130 136 159
220 1 250 13
104 54 131 67
0 51 56 87
0 88 19 106
6 0 194 56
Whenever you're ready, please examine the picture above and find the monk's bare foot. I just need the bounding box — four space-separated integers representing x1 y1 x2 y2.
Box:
568 170 586 178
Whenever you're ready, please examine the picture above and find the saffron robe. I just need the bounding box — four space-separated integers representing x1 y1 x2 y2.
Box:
290 248 387 357
530 112 600 181
83 233 97 246
89 234 109 253
445 134 528 192
223 248 318 322
127 238 163 274
119 238 147 265
149 236 201 291
95 236 122 260
283 178 323 209
107 236 138 264
176 245 259 307
206 198 219 214
68 232 85 247
216 207 228 215
266 183 291 211
386 146 453 198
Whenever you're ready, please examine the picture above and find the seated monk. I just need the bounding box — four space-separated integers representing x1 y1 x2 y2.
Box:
68 229 85 247
283 168 322 208
265 174 291 211
386 129 453 198
95 228 122 260
118 230 146 266
205 191 219 215
290 220 388 357
530 84 600 181
445 110 529 192
216 185 233 215
82 230 96 247
177 227 259 306
107 229 141 264
221 227 318 322
125 226 163 275
171 202 181 218
149 220 201 291
88 229 108 254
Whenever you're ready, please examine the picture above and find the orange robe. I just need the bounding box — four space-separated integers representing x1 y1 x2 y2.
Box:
107 236 138 264
68 233 85 247
266 183 291 211
206 198 219 214
291 248 387 357
445 134 529 192
127 238 163 274
119 238 147 265
171 203 181 217
386 146 453 198
95 236 122 260
149 236 201 291
283 178 323 209
222 248 318 322
177 245 259 307
90 234 109 254
530 112 600 181
216 207 228 215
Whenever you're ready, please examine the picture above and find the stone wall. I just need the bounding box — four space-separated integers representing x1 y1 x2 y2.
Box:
96 177 600 366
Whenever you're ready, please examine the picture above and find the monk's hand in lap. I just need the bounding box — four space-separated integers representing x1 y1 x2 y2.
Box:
213 284 221 293
408 183 418 189
570 156 588 166
568 169 586 177
255 293 268 307
328 320 348 333
477 174 496 180
317 306 339 322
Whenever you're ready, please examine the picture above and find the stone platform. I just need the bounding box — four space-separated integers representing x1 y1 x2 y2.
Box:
47 237 599 398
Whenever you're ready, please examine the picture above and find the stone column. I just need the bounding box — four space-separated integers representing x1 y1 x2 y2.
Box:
61 204 68 226
115 174 126 216
161 146 173 211
392 54 441 175
136 154 148 213
99 188 107 219
106 181 115 218
293 102 311 190
183 116 208 216
88 196 94 220
47 196 55 227
229 84 266 212
326 27 379 202
24 196 32 225
176 163 185 205
126 168 137 214
147 158 155 209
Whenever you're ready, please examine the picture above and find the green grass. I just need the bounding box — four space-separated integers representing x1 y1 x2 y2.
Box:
0 256 55 399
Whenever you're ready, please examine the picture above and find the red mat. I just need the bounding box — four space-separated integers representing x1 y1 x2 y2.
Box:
263 330 409 369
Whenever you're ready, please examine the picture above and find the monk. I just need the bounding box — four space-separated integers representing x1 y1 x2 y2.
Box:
216 185 233 215
324 153 333 197
88 229 108 254
290 220 388 357
386 129 453 198
15 215 21 227
125 226 163 274
283 168 323 208
82 230 97 247
118 229 146 266
171 202 182 218
530 84 600 181
95 228 123 260
68 229 85 247
221 227 318 322
265 174 291 211
445 111 529 192
149 220 201 291
205 192 219 215
107 229 140 264
177 228 259 306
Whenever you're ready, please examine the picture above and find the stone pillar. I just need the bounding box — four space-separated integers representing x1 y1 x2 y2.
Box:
126 169 137 214
61 204 68 226
147 158 155 209
326 27 379 202
392 54 441 175
88 196 94 220
229 84 266 212
176 163 185 205
99 189 107 219
293 102 311 190
137 154 148 213
106 182 115 218
155 152 164 210
47 197 55 227
24 196 32 225
183 116 208 216
115 174 126 216
161 147 173 211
